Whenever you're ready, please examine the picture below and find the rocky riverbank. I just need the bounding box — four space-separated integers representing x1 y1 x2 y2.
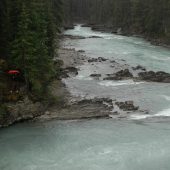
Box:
1 33 170 127
81 23 170 48
0 97 46 128
36 39 152 122
35 35 170 122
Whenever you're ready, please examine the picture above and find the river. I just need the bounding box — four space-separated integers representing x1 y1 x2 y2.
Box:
1 25 170 170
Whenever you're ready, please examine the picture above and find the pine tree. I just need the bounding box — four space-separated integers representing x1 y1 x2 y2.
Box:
11 0 35 91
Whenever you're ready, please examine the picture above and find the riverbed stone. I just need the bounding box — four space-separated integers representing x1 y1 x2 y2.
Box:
103 69 133 80
115 101 139 111
90 74 102 78
132 65 146 71
138 71 170 83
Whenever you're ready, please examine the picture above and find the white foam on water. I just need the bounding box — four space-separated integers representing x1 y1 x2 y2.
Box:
74 25 81 31
161 95 170 101
155 108 170 117
104 37 113 40
130 114 152 120
98 80 144 87
75 75 93 80
113 36 124 40
151 55 170 61
130 107 170 120
134 41 143 45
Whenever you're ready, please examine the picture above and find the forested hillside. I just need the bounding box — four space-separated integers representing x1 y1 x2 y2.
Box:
0 0 170 124
1 0 169 102
0 0 63 102
64 0 170 43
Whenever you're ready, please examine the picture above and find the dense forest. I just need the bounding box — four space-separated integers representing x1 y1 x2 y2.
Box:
1 0 170 100
0 0 63 102
64 0 170 43
0 0 170 113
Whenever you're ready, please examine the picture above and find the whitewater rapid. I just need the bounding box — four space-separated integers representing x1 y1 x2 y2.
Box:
1 25 170 170
63 25 170 120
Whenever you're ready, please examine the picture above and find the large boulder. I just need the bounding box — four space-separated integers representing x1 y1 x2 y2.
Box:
64 67 78 75
115 69 133 78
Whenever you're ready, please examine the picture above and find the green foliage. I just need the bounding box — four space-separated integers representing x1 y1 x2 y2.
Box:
64 0 170 42
0 0 63 100
0 104 8 116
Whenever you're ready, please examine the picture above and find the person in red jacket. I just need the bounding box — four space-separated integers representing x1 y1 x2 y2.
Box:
7 70 20 93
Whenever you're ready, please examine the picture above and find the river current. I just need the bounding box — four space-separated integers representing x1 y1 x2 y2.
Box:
1 25 170 170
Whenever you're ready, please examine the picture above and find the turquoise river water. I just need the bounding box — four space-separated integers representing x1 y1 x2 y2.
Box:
1 25 170 170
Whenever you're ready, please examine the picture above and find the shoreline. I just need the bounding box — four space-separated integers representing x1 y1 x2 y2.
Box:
1 31 170 128
0 42 114 128
81 23 170 49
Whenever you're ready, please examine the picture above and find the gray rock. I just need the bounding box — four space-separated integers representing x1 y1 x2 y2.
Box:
88 36 102 38
115 101 139 111
78 50 85 53
115 69 133 78
90 74 101 78
103 69 133 81
88 57 107 63
132 65 146 71
138 71 170 83
0 97 45 127
64 67 78 75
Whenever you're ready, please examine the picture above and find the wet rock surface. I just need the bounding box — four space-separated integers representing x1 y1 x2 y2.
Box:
90 74 102 78
138 71 170 83
62 34 86 40
115 101 139 111
88 36 102 38
88 57 108 63
37 96 143 121
64 67 79 76
37 98 114 121
115 69 133 78
104 69 133 80
0 97 45 127
78 50 85 53
132 65 146 71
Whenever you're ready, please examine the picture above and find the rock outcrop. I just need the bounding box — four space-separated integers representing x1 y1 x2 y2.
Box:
88 36 102 38
132 65 146 71
88 57 108 63
138 71 170 83
0 97 45 127
104 69 133 80
37 98 114 121
115 101 139 111
90 74 101 78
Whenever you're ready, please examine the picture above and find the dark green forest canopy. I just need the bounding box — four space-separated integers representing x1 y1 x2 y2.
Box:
0 0 63 98
64 0 170 40
0 0 170 100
